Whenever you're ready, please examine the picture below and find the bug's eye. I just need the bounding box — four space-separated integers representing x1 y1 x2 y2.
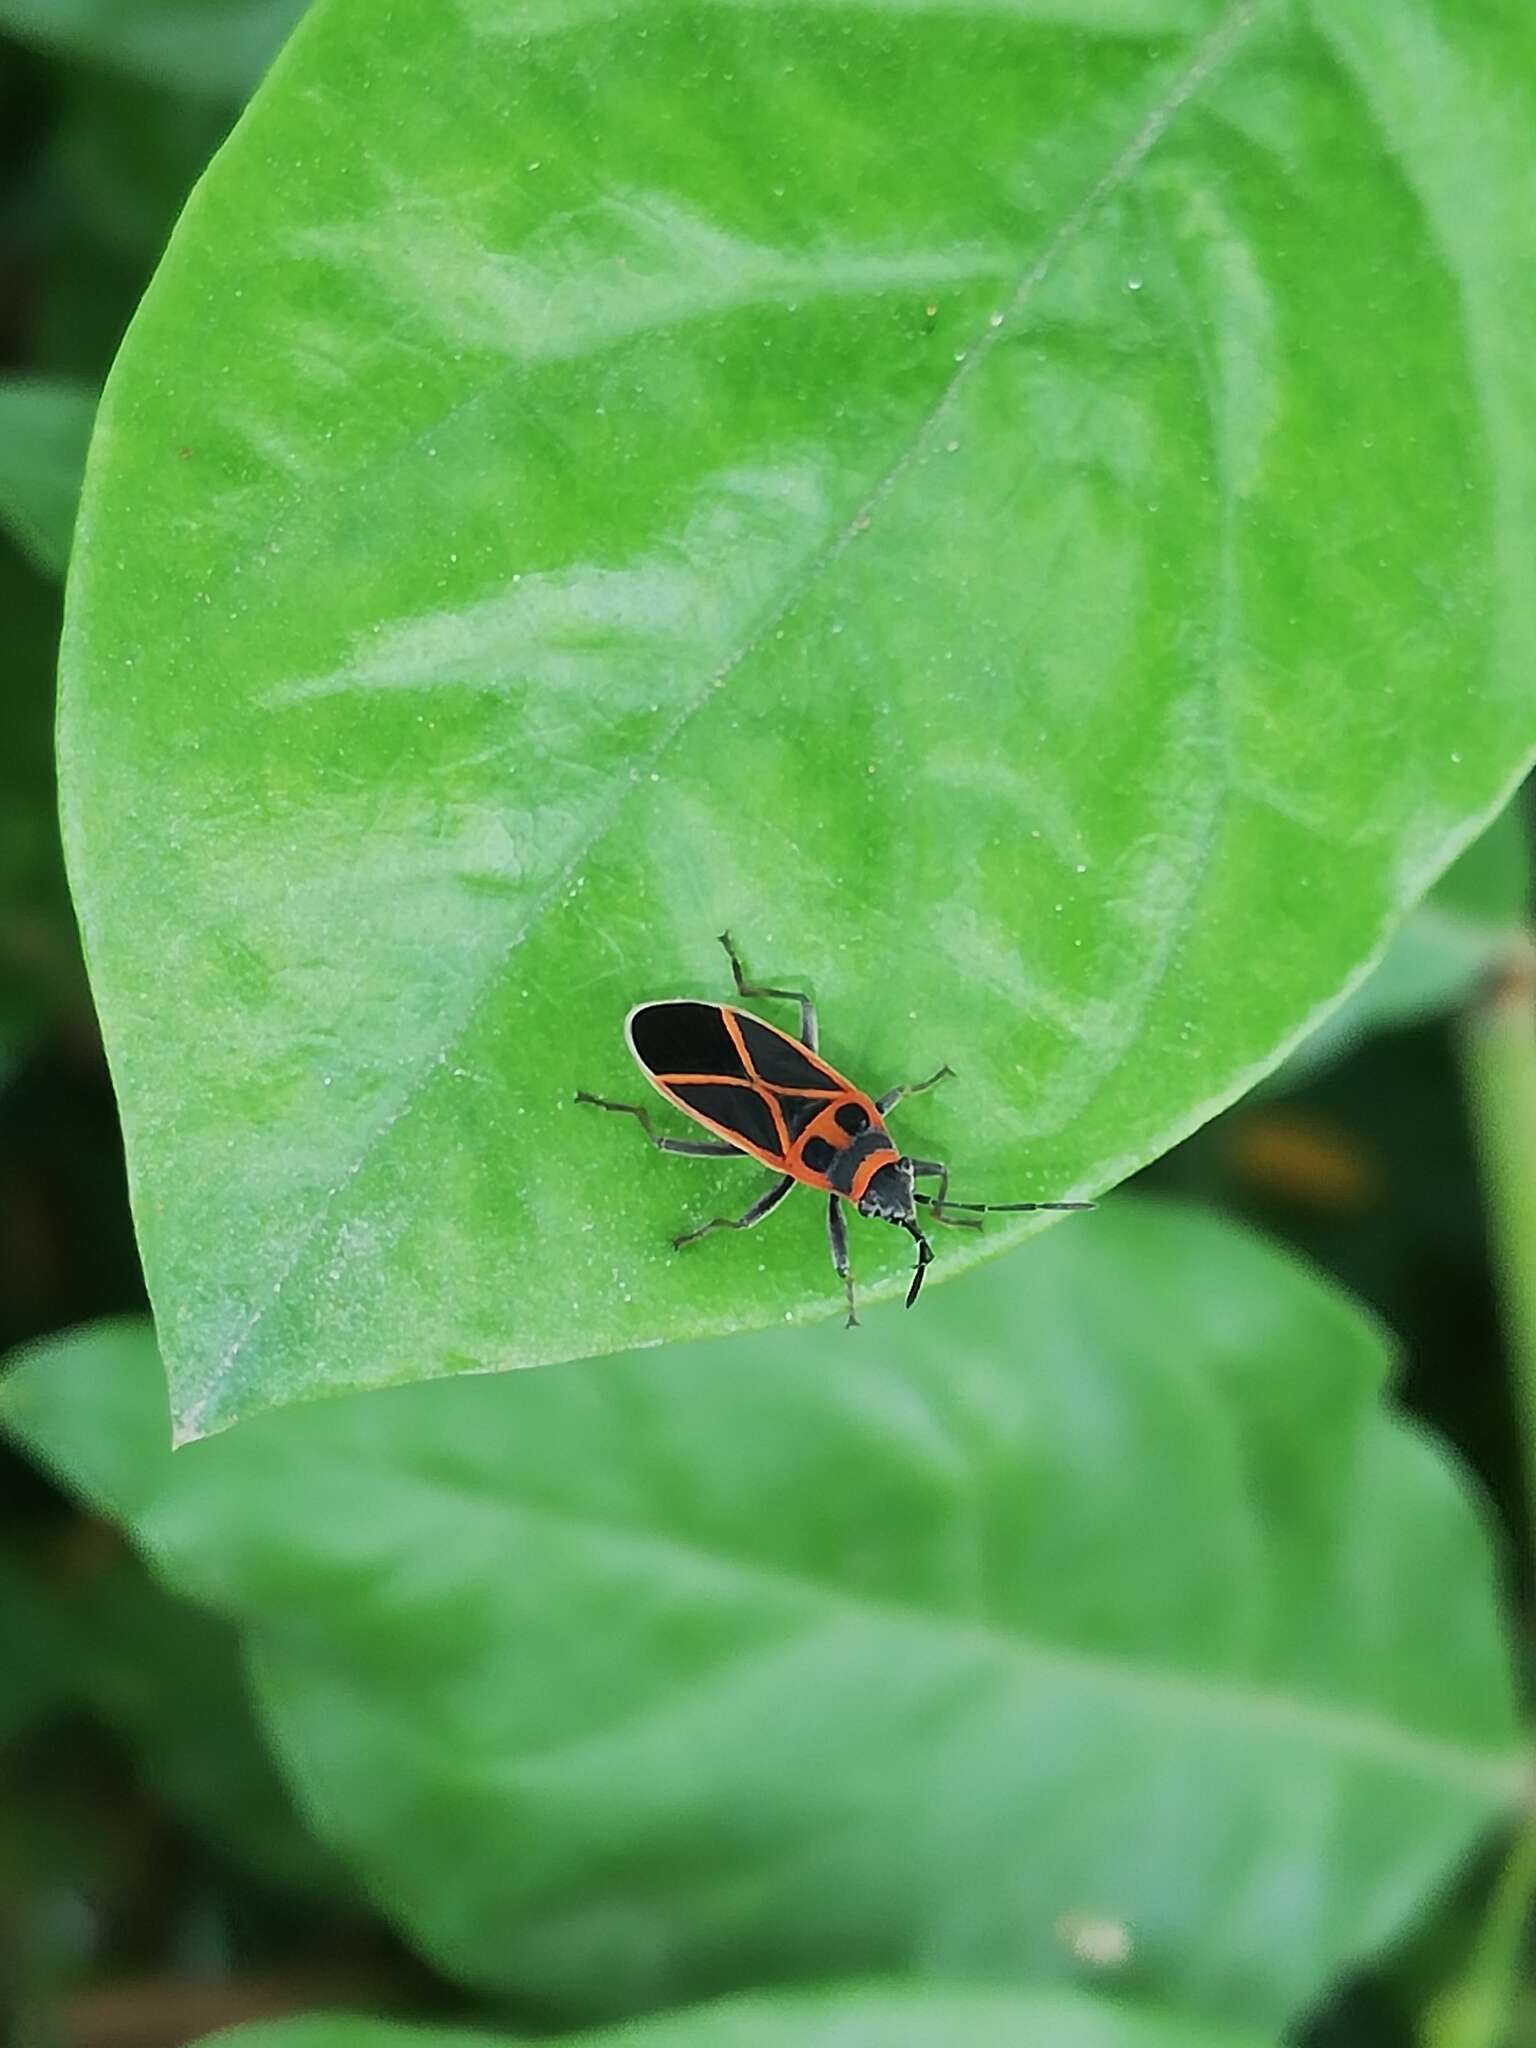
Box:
835 1102 870 1135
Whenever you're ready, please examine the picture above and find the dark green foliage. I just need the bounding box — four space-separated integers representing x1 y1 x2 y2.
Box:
4 5 1536 2047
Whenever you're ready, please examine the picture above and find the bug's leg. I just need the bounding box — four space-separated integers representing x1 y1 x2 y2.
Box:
717 930 818 1050
574 1092 742 1158
673 1172 796 1249
904 1220 935 1308
876 1064 955 1115
909 1158 983 1230
826 1192 858 1329
912 1154 1094 1221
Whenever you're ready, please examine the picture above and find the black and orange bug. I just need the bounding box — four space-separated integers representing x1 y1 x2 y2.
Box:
576 932 1092 1326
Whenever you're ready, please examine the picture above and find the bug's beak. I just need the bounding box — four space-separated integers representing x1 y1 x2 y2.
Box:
904 1225 933 1309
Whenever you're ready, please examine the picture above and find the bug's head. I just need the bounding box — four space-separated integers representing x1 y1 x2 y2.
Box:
857 1158 934 1308
857 1156 915 1225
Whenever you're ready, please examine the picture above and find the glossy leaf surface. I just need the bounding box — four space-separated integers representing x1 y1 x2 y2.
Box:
58 0 1536 1431
3 1205 1520 2030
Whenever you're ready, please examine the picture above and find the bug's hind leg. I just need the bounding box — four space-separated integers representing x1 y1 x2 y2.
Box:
673 1172 796 1250
826 1193 858 1328
876 1064 955 1116
574 1092 741 1158
718 930 818 1050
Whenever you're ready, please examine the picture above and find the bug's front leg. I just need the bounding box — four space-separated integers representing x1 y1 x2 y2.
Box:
876 1065 954 1115
826 1192 857 1328
673 1172 796 1249
718 931 818 1050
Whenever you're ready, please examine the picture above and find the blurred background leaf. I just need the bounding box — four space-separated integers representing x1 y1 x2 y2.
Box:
197 1983 1278 2048
1273 805 1532 1092
0 539 81 1081
3 1203 1520 2035
0 0 306 100
0 1514 378 2048
0 1549 67 1739
55 1555 354 1903
0 374 93 573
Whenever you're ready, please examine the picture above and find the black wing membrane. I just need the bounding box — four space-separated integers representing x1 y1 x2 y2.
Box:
628 1001 747 1081
777 1093 832 1138
735 1013 842 1092
667 1081 782 1155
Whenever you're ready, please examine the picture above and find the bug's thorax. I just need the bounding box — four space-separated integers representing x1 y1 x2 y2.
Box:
819 1121 898 1200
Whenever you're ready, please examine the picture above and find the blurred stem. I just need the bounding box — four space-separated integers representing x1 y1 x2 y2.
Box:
1426 1819 1536 2048
1450 933 1536 2048
1461 934 1536 1564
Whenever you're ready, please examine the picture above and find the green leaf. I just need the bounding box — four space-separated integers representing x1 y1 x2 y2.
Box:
3 1205 1520 2033
0 379 96 579
1271 800 1531 1089
59 0 1536 1434
0 0 307 99
196 1984 1273 2048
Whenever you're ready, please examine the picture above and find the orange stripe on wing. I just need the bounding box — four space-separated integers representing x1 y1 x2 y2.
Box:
653 1072 759 1087
656 1071 843 1100
722 1009 791 1157
645 1077 791 1173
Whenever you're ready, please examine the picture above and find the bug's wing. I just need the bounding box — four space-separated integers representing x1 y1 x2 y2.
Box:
731 1010 852 1093
727 1010 886 1153
658 1077 787 1157
627 1000 748 1082
625 1002 789 1165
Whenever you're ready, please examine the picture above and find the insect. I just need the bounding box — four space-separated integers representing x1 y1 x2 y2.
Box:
576 932 1092 1325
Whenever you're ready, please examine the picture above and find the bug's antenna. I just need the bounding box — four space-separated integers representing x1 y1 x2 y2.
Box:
915 1195 1095 1215
904 1222 933 1309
